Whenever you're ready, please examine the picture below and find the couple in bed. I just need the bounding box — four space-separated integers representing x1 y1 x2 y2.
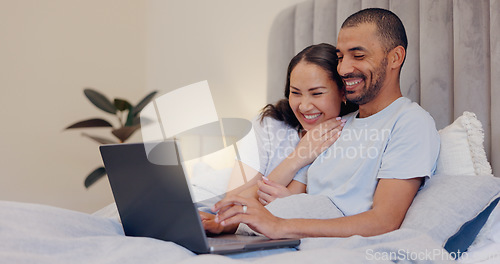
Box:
201 8 440 239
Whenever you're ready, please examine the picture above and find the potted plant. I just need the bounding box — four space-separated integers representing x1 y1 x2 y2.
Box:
65 88 157 188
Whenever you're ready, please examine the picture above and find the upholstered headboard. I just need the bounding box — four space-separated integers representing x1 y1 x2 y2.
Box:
267 0 499 174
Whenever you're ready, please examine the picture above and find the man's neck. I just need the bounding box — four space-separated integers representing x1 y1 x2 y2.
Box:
357 84 403 118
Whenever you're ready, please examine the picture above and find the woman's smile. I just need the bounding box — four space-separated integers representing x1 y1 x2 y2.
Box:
302 112 322 124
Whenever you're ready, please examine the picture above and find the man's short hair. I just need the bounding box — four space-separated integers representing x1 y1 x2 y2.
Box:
341 8 408 54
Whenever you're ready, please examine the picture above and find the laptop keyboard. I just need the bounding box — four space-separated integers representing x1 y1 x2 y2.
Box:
207 237 243 245
207 235 268 245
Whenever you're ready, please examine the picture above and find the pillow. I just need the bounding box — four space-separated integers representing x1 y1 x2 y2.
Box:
401 174 500 248
444 196 500 258
435 111 492 176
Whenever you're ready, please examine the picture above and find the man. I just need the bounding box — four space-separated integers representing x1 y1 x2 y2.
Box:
208 8 440 239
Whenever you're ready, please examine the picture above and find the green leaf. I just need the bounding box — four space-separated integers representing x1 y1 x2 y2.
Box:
65 118 113 129
112 126 140 142
114 98 132 111
132 91 158 116
84 88 117 114
84 167 107 188
125 105 135 126
81 132 118 144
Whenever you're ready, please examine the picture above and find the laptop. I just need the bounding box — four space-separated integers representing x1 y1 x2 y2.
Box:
99 141 300 254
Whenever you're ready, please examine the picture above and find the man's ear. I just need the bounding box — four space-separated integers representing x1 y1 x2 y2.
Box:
389 46 405 69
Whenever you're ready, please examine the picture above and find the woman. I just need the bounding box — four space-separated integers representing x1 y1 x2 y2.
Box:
201 43 357 233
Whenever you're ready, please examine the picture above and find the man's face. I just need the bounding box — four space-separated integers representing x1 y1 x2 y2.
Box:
336 23 389 106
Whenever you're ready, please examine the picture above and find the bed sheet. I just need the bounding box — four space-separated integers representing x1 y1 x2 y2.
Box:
2 199 500 264
2 161 499 264
0 200 458 264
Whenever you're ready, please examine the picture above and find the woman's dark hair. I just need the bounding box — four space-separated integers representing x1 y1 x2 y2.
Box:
261 43 358 130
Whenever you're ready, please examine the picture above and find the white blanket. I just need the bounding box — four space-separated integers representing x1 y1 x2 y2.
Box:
0 200 464 264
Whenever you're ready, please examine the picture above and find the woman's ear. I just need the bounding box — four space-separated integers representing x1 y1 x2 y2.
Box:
341 92 347 105
340 89 347 105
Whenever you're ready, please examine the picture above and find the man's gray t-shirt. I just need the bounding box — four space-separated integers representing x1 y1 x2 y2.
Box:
299 97 440 216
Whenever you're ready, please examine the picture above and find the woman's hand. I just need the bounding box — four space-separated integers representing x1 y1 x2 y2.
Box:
200 211 238 235
212 196 286 239
292 117 346 168
257 176 292 205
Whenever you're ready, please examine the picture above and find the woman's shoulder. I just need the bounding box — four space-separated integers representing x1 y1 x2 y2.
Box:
255 115 295 131
253 115 300 146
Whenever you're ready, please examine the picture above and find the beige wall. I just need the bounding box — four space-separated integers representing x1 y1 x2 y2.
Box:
0 0 303 213
0 0 148 213
147 0 304 119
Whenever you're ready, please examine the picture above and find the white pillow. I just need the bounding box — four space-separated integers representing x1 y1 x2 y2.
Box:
435 111 492 176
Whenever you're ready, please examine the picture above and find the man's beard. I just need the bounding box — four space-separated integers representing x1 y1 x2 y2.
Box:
346 57 388 106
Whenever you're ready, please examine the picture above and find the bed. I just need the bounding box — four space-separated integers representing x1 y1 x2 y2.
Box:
2 0 500 263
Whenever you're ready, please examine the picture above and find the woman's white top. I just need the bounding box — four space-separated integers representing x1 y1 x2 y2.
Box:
236 116 309 182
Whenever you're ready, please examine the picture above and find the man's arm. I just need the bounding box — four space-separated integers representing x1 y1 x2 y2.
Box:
214 177 422 239
278 178 422 237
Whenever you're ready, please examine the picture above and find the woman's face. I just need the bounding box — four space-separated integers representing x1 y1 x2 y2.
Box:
288 61 343 131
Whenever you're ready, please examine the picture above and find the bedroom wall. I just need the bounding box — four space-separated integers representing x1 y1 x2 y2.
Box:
0 0 304 213
0 0 148 213
146 0 305 119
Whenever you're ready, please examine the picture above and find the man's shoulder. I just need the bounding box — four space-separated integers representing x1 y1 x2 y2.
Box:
394 97 435 124
387 99 439 143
